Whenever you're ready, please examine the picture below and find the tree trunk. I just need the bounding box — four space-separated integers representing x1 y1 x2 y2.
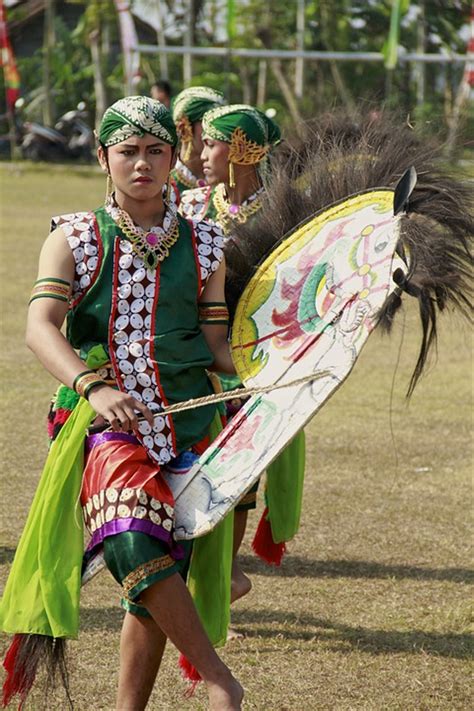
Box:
240 63 252 104
42 0 55 126
329 60 357 116
294 0 304 99
415 0 426 111
257 60 267 106
90 29 107 133
445 64 471 159
183 0 193 86
270 59 302 125
445 10 473 159
319 1 355 116
156 0 168 79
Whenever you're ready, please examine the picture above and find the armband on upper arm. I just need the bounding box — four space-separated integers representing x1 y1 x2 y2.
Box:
29 278 71 305
198 301 229 326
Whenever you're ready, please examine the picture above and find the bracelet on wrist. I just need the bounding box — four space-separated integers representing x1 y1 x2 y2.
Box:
73 370 106 400
84 380 107 400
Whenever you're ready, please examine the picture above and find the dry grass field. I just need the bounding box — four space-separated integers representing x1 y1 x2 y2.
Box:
0 163 472 710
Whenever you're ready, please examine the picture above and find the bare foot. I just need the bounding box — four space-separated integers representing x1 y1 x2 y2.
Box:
231 561 252 604
207 673 244 711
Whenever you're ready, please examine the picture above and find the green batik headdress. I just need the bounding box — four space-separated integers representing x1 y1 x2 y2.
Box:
172 86 226 161
98 96 177 203
98 95 177 147
202 103 281 186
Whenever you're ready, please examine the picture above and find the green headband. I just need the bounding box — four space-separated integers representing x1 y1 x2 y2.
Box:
202 104 281 170
202 104 281 150
99 95 177 147
172 86 226 125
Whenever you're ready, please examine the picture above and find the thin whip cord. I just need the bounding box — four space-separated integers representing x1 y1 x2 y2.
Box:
151 368 334 417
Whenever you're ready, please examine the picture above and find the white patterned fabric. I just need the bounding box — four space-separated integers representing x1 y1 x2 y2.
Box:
51 212 101 305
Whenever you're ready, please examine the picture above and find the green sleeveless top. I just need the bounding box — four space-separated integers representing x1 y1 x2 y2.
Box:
53 204 226 463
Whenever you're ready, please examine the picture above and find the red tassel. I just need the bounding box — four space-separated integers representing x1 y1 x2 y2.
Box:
178 654 202 697
251 507 287 566
2 635 34 710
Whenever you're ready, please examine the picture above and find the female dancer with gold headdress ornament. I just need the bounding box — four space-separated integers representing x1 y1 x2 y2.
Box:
179 104 306 610
171 86 227 196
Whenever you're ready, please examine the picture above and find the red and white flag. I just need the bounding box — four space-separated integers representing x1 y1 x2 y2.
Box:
0 0 20 110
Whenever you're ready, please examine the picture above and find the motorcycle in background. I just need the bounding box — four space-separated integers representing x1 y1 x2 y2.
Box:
20 102 94 162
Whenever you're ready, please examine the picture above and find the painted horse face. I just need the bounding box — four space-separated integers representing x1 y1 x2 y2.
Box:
232 190 408 386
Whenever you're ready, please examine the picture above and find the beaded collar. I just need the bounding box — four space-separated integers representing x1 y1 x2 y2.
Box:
105 196 179 269
213 183 264 235
173 158 207 190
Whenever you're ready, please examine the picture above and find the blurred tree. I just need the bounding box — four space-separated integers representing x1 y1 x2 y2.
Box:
42 0 55 125
68 0 116 130
1 0 471 148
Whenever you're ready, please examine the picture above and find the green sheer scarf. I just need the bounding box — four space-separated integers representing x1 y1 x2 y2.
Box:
266 430 306 543
0 397 95 638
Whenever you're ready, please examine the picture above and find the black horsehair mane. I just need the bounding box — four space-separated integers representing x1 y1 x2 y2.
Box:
225 110 473 397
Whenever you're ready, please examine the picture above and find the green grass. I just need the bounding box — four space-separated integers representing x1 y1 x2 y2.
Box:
0 164 472 710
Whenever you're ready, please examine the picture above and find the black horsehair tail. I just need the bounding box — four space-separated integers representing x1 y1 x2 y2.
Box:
3 633 73 709
224 110 473 397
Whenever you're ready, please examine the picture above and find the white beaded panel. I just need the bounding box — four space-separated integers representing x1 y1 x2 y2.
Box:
52 212 100 304
110 239 176 465
193 219 225 286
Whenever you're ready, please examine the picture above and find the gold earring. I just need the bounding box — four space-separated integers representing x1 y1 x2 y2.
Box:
105 173 113 202
165 178 171 204
228 162 235 188
184 140 193 162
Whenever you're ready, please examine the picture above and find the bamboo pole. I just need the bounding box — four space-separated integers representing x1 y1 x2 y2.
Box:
137 45 466 64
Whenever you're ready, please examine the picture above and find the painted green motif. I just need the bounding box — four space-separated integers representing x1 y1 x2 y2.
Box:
297 262 327 332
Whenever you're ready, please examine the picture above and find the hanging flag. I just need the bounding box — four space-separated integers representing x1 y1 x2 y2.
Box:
0 0 21 110
383 0 411 70
114 0 141 95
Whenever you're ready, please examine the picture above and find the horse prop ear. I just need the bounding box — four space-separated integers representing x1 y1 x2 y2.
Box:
393 166 417 215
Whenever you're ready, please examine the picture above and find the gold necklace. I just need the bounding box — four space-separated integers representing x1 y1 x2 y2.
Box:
213 183 263 235
106 198 179 269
